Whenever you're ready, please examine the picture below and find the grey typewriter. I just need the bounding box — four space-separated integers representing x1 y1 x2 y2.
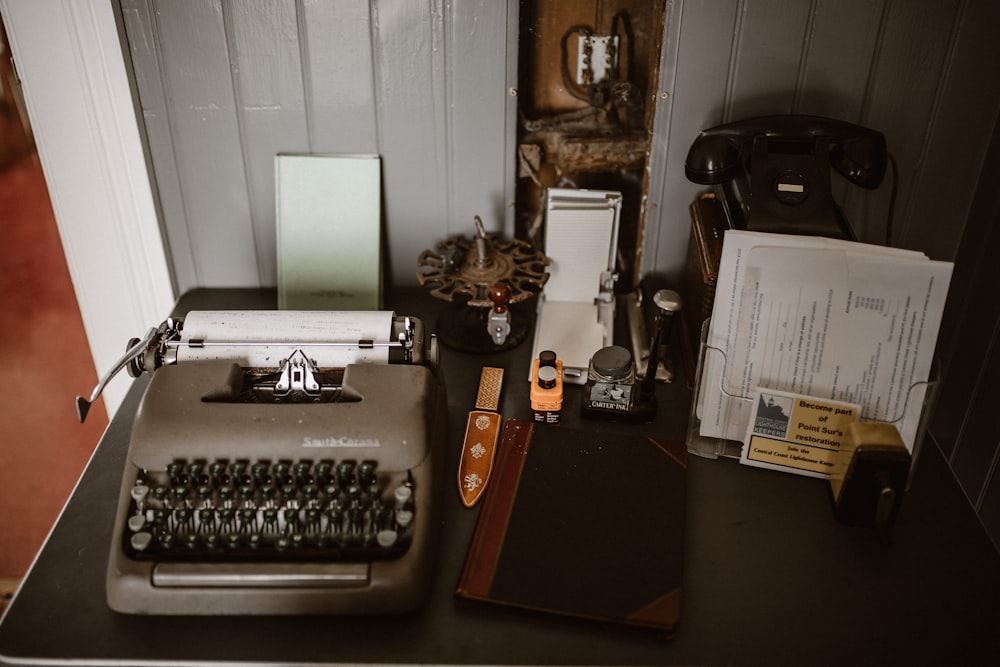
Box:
77 310 446 615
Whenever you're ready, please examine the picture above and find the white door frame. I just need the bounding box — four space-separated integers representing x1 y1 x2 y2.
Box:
1 0 175 416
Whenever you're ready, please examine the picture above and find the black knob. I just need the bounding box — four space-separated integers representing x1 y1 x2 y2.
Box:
652 289 682 339
537 364 558 389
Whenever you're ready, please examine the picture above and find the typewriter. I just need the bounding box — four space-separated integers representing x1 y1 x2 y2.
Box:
78 310 447 615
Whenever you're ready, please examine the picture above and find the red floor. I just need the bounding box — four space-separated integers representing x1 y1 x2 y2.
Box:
0 149 109 578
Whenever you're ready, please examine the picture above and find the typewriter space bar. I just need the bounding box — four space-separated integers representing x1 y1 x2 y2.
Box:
152 562 369 588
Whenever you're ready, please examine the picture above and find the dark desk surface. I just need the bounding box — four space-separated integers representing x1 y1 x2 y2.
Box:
2 288 998 666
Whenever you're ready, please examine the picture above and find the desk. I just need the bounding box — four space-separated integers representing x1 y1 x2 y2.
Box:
1 288 998 666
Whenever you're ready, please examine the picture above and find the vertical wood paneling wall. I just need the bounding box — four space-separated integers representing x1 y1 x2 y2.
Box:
929 118 1000 550
640 0 1000 549
644 0 1000 282
119 0 1000 545
120 0 517 294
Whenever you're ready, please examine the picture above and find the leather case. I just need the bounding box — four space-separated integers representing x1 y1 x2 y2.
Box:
680 191 729 388
455 419 687 635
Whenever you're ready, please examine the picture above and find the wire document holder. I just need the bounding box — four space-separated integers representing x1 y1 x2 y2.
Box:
686 319 939 487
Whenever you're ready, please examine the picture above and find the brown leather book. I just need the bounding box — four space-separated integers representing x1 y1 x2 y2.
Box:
455 418 687 635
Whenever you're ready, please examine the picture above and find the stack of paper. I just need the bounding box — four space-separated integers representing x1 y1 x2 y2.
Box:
697 231 952 473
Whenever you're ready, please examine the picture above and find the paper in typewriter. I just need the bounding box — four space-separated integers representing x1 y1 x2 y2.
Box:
177 310 396 367
698 231 952 454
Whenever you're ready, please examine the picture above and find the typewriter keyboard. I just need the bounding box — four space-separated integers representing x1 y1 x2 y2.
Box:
122 458 417 561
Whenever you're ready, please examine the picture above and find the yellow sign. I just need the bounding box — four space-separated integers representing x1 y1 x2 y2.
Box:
742 389 859 478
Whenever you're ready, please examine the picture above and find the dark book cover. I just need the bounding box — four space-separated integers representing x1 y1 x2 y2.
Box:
455 418 687 635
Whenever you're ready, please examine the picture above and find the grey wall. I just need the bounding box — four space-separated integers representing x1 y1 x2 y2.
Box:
122 0 1000 287
120 0 517 294
929 116 1000 551
643 0 1000 282
119 0 1000 546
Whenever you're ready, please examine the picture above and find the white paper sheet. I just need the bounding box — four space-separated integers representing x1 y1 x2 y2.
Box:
176 310 396 367
698 231 952 453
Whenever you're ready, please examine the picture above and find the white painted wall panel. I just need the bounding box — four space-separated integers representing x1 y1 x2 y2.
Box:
725 0 812 120
120 0 514 290
118 0 999 293
154 0 259 286
120 0 197 294
795 0 883 120
445 0 516 238
859 0 963 250
301 0 379 153
372 0 450 286
898 0 1000 260
227 0 310 284
644 0 740 280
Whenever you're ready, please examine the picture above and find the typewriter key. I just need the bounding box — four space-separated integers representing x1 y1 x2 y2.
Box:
337 461 356 486
218 508 235 528
316 460 334 483
251 461 270 483
130 532 153 552
394 483 413 508
167 461 185 480
358 460 377 483
282 507 301 528
377 529 398 548
130 484 150 511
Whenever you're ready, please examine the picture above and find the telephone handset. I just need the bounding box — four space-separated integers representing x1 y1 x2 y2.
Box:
685 115 888 239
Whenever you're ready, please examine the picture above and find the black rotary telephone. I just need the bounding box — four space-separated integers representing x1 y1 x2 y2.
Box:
685 115 888 239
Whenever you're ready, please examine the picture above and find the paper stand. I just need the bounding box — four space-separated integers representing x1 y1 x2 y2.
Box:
686 319 939 487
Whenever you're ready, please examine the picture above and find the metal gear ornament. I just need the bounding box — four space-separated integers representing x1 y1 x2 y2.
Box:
416 216 549 352
416 216 548 307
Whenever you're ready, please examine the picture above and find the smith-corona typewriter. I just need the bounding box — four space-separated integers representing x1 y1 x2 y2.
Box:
77 310 447 615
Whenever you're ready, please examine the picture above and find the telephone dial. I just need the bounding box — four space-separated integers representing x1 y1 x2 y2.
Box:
685 115 888 239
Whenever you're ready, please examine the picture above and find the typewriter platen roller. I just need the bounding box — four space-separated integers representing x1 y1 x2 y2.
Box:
82 310 447 615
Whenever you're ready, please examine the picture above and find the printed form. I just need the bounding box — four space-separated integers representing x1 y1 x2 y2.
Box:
698 231 952 454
